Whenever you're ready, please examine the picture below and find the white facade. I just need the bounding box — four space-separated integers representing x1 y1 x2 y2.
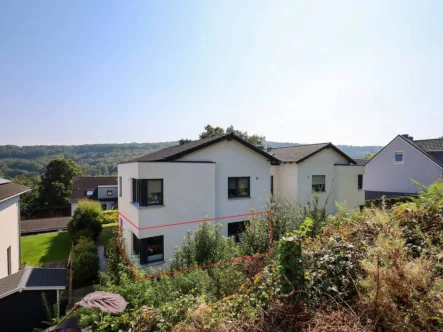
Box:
365 136 443 193
118 139 273 266
0 196 21 278
272 148 365 213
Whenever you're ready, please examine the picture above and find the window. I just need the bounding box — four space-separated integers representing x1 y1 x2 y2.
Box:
228 177 250 198
312 175 326 192
7 246 11 275
107 190 113 196
101 203 107 210
133 233 164 264
132 179 164 206
270 176 274 196
86 189 94 196
395 151 404 164
119 177 122 197
228 221 246 243
358 174 363 190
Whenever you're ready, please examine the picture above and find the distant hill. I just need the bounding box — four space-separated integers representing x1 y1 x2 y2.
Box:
0 140 382 179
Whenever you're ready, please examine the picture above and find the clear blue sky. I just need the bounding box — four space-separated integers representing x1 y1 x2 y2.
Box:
1 1 442 146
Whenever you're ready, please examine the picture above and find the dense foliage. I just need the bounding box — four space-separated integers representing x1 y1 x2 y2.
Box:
100 210 118 224
68 199 103 242
63 181 443 331
71 237 100 287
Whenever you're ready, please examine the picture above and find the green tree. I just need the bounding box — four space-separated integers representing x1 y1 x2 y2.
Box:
39 158 82 206
199 125 266 145
68 199 103 242
363 153 374 160
12 175 41 213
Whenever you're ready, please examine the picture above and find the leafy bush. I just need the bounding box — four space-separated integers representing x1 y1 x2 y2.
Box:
72 237 100 287
68 199 103 242
240 216 271 256
100 210 118 224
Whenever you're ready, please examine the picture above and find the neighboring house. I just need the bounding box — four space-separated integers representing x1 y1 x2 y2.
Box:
0 179 30 279
118 133 279 266
270 143 365 213
365 134 443 198
0 267 66 331
71 176 118 214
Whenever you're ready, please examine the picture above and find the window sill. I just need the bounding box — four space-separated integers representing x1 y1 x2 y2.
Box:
228 196 251 200
141 260 165 267
132 203 165 209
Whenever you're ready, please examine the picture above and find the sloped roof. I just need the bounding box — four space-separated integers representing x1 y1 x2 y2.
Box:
71 176 118 201
123 133 280 164
353 158 369 166
21 217 71 234
0 268 66 299
0 180 30 202
269 143 356 164
414 138 443 152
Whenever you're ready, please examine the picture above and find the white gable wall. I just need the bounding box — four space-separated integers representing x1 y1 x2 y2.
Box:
0 196 20 278
365 136 443 193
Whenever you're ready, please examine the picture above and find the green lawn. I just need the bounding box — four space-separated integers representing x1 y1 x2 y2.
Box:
21 223 117 266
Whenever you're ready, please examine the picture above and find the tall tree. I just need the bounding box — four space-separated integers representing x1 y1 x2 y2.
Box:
199 125 266 146
40 158 82 206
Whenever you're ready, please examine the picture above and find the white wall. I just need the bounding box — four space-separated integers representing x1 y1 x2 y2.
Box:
334 165 365 210
0 196 20 278
118 162 216 263
179 139 272 222
71 203 78 215
365 136 443 193
271 163 298 203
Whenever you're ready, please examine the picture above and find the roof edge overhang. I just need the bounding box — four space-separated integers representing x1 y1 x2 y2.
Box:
0 188 32 204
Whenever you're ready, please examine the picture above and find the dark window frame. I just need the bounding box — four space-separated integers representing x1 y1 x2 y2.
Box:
312 175 326 192
119 176 122 197
228 177 250 198
132 179 164 206
358 174 363 190
132 232 164 265
270 175 274 196
7 246 11 275
228 221 246 243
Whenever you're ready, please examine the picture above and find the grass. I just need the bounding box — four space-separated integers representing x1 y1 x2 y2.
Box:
21 223 117 266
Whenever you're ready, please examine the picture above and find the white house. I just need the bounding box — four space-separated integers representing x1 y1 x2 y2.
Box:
71 176 118 214
270 143 365 213
365 134 443 199
0 179 30 278
118 133 279 266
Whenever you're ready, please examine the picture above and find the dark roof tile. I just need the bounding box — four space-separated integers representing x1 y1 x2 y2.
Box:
0 269 26 297
71 176 118 201
270 143 356 164
0 181 30 202
414 138 443 152
21 217 71 234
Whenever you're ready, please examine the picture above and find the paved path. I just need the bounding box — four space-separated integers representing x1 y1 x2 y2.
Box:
97 246 108 272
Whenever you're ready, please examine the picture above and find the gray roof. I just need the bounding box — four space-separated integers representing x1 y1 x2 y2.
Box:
123 133 280 164
0 180 30 202
366 190 417 200
21 217 71 234
401 136 443 168
353 158 369 166
0 268 66 299
269 143 356 164
414 138 443 152
71 176 118 201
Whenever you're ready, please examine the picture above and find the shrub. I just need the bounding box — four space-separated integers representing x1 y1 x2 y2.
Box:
240 216 271 256
68 199 103 242
100 210 118 224
72 237 100 287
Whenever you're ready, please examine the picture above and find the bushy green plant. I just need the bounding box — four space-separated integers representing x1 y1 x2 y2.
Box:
68 199 103 242
240 216 271 256
72 237 100 287
100 210 118 224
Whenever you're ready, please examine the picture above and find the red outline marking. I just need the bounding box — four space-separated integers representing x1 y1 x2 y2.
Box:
116 211 274 280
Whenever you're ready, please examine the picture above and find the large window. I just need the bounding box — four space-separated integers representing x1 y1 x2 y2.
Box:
228 177 250 198
133 233 164 264
7 246 11 276
228 221 246 243
395 151 404 164
358 174 363 190
132 179 164 206
312 175 326 192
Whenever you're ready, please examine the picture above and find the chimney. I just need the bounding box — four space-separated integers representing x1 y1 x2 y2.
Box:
179 139 192 145
402 134 414 141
